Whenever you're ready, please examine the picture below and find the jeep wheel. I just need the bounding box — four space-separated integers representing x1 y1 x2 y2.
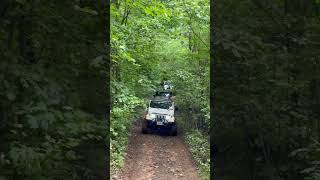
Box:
141 120 149 134
170 127 177 136
142 127 149 134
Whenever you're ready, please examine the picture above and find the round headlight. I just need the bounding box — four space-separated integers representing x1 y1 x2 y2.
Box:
165 116 174 122
146 113 156 120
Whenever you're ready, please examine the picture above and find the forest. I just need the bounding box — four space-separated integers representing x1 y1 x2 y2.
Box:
110 0 210 179
0 0 319 180
213 0 320 179
0 1 108 179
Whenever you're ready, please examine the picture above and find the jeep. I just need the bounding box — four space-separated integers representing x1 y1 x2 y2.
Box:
141 99 177 136
152 90 173 100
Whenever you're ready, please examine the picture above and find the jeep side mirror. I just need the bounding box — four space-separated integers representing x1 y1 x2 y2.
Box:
175 107 179 111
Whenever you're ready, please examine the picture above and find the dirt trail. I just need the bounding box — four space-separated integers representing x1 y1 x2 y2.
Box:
112 120 202 180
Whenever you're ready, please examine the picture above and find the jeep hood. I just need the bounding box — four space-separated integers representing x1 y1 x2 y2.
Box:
148 108 174 116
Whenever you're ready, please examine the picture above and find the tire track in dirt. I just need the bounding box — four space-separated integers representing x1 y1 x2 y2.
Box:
112 120 201 180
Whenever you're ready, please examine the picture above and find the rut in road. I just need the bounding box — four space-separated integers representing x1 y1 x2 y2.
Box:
112 120 202 180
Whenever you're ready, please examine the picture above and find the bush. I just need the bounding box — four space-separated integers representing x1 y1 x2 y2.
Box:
290 140 320 180
110 81 145 174
185 130 210 180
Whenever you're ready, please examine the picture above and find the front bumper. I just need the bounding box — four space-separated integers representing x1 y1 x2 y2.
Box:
145 119 176 131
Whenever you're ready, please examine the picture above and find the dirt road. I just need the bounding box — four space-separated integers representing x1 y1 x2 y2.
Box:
112 120 202 180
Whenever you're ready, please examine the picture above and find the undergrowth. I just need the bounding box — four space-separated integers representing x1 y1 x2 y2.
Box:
110 81 145 174
185 130 210 180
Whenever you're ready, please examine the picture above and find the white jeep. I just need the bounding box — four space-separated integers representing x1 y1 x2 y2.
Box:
141 99 177 136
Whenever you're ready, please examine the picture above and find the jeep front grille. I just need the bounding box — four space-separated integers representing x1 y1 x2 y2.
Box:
156 115 165 120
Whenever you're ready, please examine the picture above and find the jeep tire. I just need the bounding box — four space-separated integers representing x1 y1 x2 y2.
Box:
170 125 177 136
142 127 149 134
141 120 150 134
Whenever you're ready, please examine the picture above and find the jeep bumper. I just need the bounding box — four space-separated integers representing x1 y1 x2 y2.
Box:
144 119 177 131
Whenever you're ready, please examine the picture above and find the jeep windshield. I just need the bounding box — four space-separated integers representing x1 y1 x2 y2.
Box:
159 92 170 96
150 100 172 109
155 92 170 98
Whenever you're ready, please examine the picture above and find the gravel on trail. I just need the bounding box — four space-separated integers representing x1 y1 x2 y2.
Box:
112 120 202 180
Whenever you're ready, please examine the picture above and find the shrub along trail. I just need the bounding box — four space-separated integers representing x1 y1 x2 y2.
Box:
112 120 201 180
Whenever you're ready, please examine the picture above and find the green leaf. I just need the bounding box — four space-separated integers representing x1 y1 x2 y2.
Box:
301 167 316 174
66 150 77 160
74 5 98 15
232 48 241 58
6 92 16 101
15 0 26 4
27 116 39 129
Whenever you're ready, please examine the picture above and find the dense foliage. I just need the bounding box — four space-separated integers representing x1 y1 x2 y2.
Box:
185 130 210 179
0 1 108 179
110 0 210 179
213 0 320 179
